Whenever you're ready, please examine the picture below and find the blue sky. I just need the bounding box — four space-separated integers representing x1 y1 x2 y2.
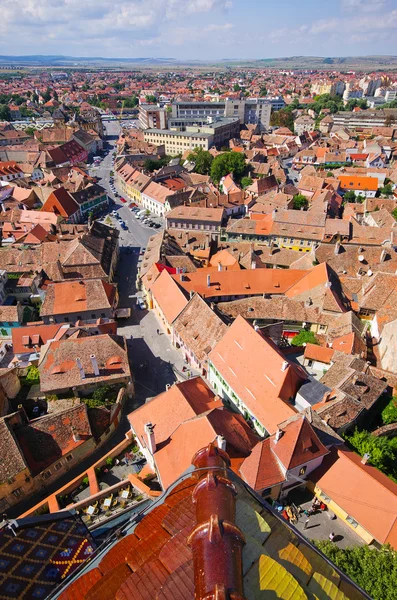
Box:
1 0 396 59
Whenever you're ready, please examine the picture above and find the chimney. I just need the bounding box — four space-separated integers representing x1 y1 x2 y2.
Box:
281 360 288 372
207 274 211 288
144 422 156 454
274 429 284 442
251 260 256 270
210 302 215 311
71 426 80 442
361 453 370 465
334 241 340 255
216 434 227 451
180 272 185 282
90 354 100 377
0 203 5 213
189 290 194 299
218 262 222 272
380 249 387 263
76 357 85 380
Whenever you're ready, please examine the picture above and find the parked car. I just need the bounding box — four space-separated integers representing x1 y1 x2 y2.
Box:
121 222 128 230
120 197 127 203
136 298 146 310
153 223 161 228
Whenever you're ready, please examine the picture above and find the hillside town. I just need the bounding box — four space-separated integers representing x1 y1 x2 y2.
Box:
0 62 397 599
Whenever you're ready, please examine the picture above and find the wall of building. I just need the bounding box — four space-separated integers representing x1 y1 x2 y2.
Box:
207 360 266 437
309 480 374 545
42 307 114 325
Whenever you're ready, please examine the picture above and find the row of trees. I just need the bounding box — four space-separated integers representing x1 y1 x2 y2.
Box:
314 541 397 600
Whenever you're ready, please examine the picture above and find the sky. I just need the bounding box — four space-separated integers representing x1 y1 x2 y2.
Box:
1 0 397 60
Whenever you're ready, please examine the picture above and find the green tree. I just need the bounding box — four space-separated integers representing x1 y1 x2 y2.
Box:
259 86 267 97
144 157 168 172
241 176 253 188
145 94 157 103
291 330 319 347
392 207 397 221
380 183 393 197
187 147 213 175
381 398 397 425
293 194 308 210
122 96 139 108
42 87 52 103
233 83 240 92
0 104 11 120
25 127 36 136
314 541 397 600
343 190 357 203
270 107 294 131
345 428 397 475
210 151 246 183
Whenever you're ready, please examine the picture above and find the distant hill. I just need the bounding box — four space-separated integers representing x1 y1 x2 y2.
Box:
0 54 396 71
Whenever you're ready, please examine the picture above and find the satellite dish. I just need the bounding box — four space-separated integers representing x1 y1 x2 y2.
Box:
358 255 365 262
367 269 373 276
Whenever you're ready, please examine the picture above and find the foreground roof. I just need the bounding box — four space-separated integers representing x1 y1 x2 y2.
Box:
58 444 368 599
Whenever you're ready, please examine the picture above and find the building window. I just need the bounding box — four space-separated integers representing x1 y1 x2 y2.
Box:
319 491 331 503
346 515 359 528
299 466 307 477
262 488 272 498
66 454 73 462
54 462 62 471
7 477 15 485
12 488 22 499
42 470 51 480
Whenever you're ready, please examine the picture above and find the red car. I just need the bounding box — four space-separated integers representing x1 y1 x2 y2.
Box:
120 197 127 203
129 202 137 208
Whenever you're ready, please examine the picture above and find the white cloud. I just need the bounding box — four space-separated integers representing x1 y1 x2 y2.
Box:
0 0 232 56
341 0 386 12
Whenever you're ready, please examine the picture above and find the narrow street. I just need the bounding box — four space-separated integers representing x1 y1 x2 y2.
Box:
10 119 186 517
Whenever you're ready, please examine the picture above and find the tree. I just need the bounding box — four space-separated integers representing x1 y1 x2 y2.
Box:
233 83 240 92
291 330 319 347
144 157 168 172
241 176 253 188
187 147 213 175
270 107 294 131
0 104 10 120
293 194 308 210
259 86 267 97
25 127 36 136
380 183 393 197
343 190 357 203
392 207 397 221
345 428 397 475
145 94 157 103
122 96 139 108
381 398 397 425
210 151 246 183
42 87 52 103
314 541 397 600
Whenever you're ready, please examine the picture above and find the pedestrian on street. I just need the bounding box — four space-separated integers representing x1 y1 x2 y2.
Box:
157 329 160 335
304 518 310 530
329 532 336 542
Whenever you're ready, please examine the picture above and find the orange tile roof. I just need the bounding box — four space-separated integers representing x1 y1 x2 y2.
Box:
12 323 64 355
304 343 334 364
150 269 188 325
173 268 308 300
208 316 305 434
338 175 378 192
128 378 220 453
311 446 397 548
